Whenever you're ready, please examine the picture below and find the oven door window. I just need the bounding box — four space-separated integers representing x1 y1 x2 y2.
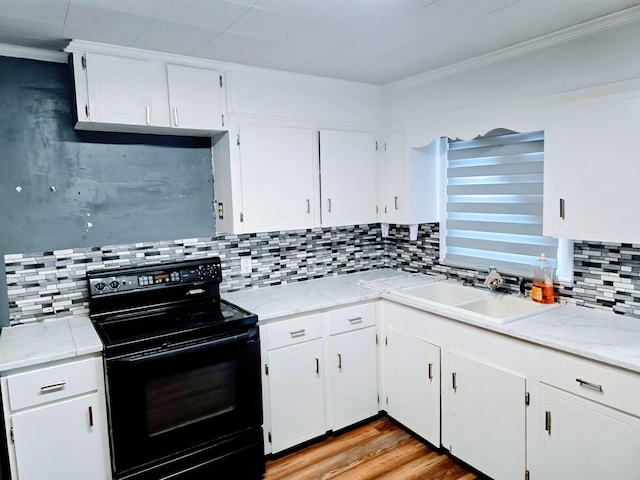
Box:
146 361 237 437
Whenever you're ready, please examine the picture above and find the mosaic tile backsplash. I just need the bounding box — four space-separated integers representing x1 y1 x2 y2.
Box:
6 222 640 325
5 224 383 325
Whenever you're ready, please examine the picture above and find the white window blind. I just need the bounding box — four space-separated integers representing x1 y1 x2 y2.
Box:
441 129 558 276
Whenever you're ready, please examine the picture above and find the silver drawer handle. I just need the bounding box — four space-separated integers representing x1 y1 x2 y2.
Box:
41 380 66 392
186 288 206 296
576 378 603 392
289 329 306 338
348 316 363 324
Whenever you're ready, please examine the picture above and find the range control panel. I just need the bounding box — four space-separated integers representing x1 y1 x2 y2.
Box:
88 258 222 296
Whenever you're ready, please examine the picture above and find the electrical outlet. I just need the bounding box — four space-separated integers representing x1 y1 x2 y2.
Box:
240 256 252 274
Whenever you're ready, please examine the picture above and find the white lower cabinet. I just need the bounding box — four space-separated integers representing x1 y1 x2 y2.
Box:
262 303 378 454
267 338 326 453
326 303 378 431
263 312 325 453
1 356 111 480
262 296 640 480
445 351 526 480
11 393 108 480
384 327 440 445
537 349 640 480
538 383 640 480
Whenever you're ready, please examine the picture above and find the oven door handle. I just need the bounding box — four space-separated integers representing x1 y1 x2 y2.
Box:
111 331 255 363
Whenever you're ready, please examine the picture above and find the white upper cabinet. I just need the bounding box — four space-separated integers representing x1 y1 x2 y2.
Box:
378 131 405 224
214 126 379 235
543 82 640 243
319 130 378 228
237 124 317 233
71 51 226 136
378 132 441 225
81 52 169 129
166 64 225 131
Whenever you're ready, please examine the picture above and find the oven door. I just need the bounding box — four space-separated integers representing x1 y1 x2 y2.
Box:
105 327 262 475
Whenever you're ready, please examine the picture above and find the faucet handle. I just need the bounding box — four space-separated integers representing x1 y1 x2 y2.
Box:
479 264 498 273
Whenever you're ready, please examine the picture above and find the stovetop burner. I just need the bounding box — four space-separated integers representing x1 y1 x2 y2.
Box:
93 299 256 353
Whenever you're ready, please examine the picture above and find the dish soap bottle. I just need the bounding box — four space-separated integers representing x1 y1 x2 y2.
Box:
532 253 555 304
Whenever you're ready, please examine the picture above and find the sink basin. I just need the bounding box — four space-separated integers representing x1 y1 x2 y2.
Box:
397 281 489 306
457 295 560 323
393 280 560 324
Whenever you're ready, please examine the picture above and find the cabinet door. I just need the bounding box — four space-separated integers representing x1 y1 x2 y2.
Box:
319 130 377 227
167 64 224 131
85 52 169 127
328 327 378 431
544 89 640 243
267 339 325 453
538 383 640 480
379 131 405 224
384 328 440 446
11 393 110 480
238 124 317 233
446 351 526 480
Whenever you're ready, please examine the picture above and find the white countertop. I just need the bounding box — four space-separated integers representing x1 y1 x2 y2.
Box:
223 269 412 320
0 315 103 372
2 269 639 375
225 269 640 374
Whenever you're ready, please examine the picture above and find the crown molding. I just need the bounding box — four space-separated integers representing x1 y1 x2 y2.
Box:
0 43 67 63
385 5 640 91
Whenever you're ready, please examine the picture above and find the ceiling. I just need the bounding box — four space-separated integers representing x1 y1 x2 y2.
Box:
1 0 639 85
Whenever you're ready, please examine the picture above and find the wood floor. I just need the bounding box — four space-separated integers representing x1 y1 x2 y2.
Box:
264 416 480 480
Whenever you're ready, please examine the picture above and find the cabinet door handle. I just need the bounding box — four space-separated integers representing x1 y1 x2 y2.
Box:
576 378 603 392
452 372 457 391
327 198 332 213
428 363 433 380
145 106 151 125
306 199 310 214
545 410 552 434
172 107 179 127
559 198 565 219
394 196 399 210
315 357 320 374
337 353 342 369
348 316 362 324
40 380 66 392
88 406 94 427
289 329 306 338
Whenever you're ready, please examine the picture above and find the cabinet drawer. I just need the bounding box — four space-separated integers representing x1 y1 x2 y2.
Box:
539 349 640 417
6 357 99 411
266 313 323 350
327 303 376 336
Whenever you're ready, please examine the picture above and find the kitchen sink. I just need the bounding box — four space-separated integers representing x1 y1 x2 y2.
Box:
457 294 560 323
393 280 560 324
